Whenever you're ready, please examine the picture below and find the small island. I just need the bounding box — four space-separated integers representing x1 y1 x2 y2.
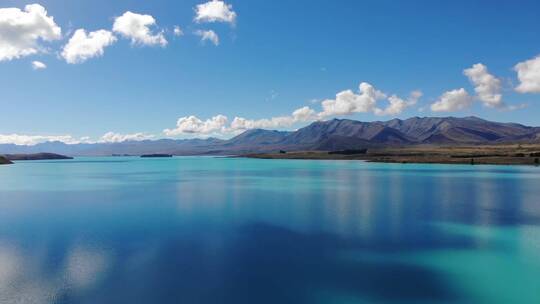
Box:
0 156 13 165
140 154 173 158
4 153 73 161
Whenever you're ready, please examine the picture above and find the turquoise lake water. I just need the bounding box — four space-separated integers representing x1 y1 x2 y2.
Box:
0 157 539 303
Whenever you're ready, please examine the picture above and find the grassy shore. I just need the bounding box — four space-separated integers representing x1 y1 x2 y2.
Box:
244 144 540 166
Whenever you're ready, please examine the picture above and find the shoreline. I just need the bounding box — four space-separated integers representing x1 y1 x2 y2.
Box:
243 145 540 166
0 156 12 165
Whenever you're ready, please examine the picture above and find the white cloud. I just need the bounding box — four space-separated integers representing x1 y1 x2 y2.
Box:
173 26 183 36
319 82 418 117
319 83 386 117
375 96 408 116
163 115 228 136
374 90 422 116
31 60 46 70
0 134 82 145
61 29 116 64
229 106 317 132
163 82 421 136
164 105 318 136
99 132 154 143
0 4 61 61
231 116 290 131
463 63 504 108
229 116 290 131
113 11 167 47
195 29 219 46
514 54 540 93
194 0 237 24
292 106 317 122
430 88 473 112
0 132 155 145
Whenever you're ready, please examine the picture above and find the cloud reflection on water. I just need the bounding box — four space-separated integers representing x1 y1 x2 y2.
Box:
0 242 110 304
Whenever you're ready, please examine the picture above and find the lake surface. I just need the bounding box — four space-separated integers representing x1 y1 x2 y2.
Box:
0 157 539 304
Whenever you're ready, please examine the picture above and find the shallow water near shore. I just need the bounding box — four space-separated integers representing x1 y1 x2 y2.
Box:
0 157 539 303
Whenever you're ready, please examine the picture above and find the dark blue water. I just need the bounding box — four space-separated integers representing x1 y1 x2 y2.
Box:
0 157 539 303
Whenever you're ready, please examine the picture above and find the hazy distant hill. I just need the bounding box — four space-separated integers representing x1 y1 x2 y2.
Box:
0 138 225 156
1 117 539 156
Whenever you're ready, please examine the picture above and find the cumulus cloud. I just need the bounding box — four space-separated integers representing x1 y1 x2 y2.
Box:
374 90 422 116
163 115 229 136
230 106 316 132
319 83 386 117
113 11 167 47
514 54 540 93
173 26 183 36
319 82 418 117
228 106 315 132
164 105 318 136
463 63 504 108
195 29 219 46
99 132 154 143
163 82 421 136
292 106 317 122
0 134 82 145
0 4 61 61
433 63 524 112
430 88 473 112
31 60 46 70
61 29 116 64
194 0 237 24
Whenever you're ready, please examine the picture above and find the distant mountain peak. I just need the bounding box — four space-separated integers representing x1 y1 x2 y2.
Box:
0 116 537 156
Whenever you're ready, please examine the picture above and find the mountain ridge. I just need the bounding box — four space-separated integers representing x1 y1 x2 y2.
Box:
1 116 539 156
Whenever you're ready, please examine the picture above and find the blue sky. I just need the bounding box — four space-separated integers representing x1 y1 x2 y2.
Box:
1 0 540 144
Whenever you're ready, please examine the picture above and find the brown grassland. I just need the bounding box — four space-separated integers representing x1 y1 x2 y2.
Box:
245 144 540 166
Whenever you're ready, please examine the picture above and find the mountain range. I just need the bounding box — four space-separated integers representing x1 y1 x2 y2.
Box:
1 116 539 156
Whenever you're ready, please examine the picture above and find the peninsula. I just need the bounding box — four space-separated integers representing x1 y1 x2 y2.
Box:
0 155 12 165
245 145 540 166
4 153 73 161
